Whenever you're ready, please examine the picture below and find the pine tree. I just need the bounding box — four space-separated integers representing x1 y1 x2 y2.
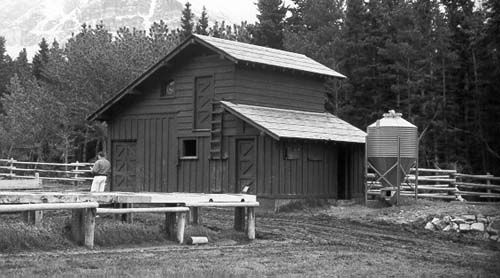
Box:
32 38 50 80
180 2 194 40
196 6 209 35
253 0 287 49
13 48 30 80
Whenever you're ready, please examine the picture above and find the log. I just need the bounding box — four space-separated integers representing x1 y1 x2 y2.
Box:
455 182 500 190
97 207 189 214
189 236 208 245
83 208 96 249
455 173 499 180
410 168 457 173
176 212 186 244
247 207 255 240
187 202 260 207
0 202 99 212
190 207 200 225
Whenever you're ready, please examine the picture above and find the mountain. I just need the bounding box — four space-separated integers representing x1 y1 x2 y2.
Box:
0 0 257 59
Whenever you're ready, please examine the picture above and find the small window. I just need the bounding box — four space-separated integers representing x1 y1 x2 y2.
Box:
308 144 323 161
160 80 175 97
285 142 302 160
181 139 197 159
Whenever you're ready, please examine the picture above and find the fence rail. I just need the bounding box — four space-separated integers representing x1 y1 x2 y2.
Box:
0 158 94 183
366 167 500 203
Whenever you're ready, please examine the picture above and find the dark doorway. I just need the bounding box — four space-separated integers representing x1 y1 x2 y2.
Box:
112 141 137 191
236 139 256 193
337 145 347 199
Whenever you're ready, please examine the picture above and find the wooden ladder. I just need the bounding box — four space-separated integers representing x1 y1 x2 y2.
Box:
210 101 223 159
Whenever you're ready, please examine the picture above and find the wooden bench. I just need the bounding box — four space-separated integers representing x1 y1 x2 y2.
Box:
96 206 190 243
186 201 260 240
0 202 99 248
0 174 44 224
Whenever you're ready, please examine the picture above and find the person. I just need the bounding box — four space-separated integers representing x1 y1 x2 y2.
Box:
90 152 111 192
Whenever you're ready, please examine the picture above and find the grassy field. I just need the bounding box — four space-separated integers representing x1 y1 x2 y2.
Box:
0 198 499 277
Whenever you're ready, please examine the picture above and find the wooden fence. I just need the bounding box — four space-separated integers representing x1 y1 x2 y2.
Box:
366 168 500 202
0 158 94 184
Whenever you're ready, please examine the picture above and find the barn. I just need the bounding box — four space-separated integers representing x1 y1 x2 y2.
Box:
88 34 366 207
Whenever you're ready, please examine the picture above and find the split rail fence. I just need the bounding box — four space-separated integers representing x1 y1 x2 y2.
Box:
367 168 500 202
0 158 94 185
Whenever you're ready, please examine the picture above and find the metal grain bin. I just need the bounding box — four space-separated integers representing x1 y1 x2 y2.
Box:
367 110 417 188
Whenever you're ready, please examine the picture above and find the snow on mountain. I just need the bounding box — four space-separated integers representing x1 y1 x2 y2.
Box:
0 0 258 59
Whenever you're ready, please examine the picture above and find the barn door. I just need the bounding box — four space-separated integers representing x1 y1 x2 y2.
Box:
112 141 137 191
194 75 214 130
236 139 256 193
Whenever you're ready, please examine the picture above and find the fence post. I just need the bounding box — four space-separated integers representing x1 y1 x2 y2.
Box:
486 172 491 202
9 157 14 178
74 161 79 187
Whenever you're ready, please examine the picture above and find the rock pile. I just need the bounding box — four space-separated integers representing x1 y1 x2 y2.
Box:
424 214 500 242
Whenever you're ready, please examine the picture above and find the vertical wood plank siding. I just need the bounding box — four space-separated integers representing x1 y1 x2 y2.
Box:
106 51 365 198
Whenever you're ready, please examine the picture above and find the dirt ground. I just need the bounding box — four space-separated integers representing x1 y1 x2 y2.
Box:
0 199 499 277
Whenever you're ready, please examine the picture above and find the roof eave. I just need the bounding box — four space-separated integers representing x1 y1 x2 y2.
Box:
87 35 211 122
220 101 281 141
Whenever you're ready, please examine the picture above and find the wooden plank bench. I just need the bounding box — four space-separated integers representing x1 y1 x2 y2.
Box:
0 174 44 225
0 202 99 248
96 206 190 243
186 201 260 240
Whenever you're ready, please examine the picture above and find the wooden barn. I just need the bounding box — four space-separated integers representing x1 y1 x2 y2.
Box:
88 34 367 206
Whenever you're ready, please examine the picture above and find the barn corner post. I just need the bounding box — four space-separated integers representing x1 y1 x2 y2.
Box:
364 135 368 206
396 136 401 206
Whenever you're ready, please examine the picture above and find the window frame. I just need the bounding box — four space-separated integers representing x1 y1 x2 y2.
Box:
180 138 198 160
160 79 176 98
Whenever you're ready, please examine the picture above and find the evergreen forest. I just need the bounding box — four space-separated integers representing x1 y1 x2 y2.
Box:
0 0 499 175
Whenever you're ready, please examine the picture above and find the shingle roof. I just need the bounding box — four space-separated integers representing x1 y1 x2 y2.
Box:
194 34 346 79
220 101 366 143
88 34 346 121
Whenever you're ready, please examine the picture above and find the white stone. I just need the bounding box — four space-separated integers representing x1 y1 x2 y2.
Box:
477 217 488 224
443 215 452 223
462 215 476 222
490 235 499 241
425 222 435 230
459 223 470 232
443 225 452 232
471 222 485 232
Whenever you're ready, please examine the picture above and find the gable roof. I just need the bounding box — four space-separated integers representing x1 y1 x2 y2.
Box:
87 34 346 121
192 34 346 79
220 101 366 143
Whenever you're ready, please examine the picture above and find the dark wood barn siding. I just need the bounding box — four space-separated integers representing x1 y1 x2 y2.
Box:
345 143 365 199
219 115 341 198
108 54 236 193
109 115 177 192
233 67 327 112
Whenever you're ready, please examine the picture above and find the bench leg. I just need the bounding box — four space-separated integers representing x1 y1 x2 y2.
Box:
83 208 96 249
176 212 186 244
23 210 43 226
71 209 84 245
190 207 200 225
121 203 134 223
234 207 245 232
247 207 255 240
165 212 176 240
